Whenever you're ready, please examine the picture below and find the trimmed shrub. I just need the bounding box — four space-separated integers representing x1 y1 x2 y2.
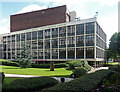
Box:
71 68 87 78
0 59 18 66
2 77 58 92
108 65 120 72
42 70 114 92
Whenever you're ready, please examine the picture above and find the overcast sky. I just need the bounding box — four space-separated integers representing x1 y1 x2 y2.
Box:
0 0 119 47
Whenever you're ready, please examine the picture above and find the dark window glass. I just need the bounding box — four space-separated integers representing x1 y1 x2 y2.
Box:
12 35 15 42
38 40 43 49
16 42 20 50
68 48 75 59
45 49 50 59
38 31 43 39
86 47 94 58
76 48 84 59
86 22 94 34
21 33 25 41
32 41 37 49
27 32 31 40
76 36 84 47
59 37 66 48
67 37 75 47
32 50 37 59
8 52 11 59
45 29 50 38
86 35 94 46
16 34 20 42
32 31 37 40
12 52 15 59
59 49 66 59
3 36 6 43
45 40 50 49
67 26 75 36
38 50 43 59
76 24 84 35
52 49 58 59
7 36 11 43
52 28 58 38
59 27 66 37
52 39 58 48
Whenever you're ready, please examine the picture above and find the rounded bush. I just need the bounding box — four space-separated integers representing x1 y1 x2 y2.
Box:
71 68 87 78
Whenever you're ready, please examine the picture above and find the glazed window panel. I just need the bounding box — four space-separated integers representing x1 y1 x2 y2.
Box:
32 50 37 59
7 36 11 43
38 40 43 49
45 40 50 49
8 52 11 59
12 35 15 42
38 31 43 39
21 33 25 41
32 41 37 49
67 25 75 36
76 36 84 47
59 49 66 59
38 50 43 59
32 31 37 40
45 29 50 38
27 32 31 40
76 24 84 35
59 37 66 48
3 36 6 43
45 49 50 59
16 42 20 50
12 52 15 59
68 48 75 59
86 35 94 46
59 27 66 37
86 47 94 58
67 37 75 47
52 28 58 38
16 34 20 42
86 22 94 34
52 49 58 59
52 39 58 48
76 48 84 59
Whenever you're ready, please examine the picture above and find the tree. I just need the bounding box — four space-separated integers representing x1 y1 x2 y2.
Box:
50 62 54 71
15 42 32 68
109 32 120 60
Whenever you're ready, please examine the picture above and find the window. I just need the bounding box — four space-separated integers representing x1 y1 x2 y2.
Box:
76 48 84 59
3 36 6 43
32 50 37 59
45 49 50 59
16 34 20 42
67 26 75 36
38 50 43 59
52 49 58 59
52 39 58 48
32 41 37 49
45 40 50 49
38 31 43 39
21 33 25 41
59 38 66 48
76 36 84 47
59 27 66 37
16 42 20 50
59 49 66 59
45 29 50 38
68 48 75 59
27 32 31 40
38 40 43 49
86 22 94 34
67 37 75 47
52 28 58 38
12 52 15 59
12 35 15 42
86 35 94 46
7 36 11 43
32 31 37 40
76 24 84 35
86 47 94 58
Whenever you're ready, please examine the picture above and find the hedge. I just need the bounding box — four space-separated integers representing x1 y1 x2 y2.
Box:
2 77 58 92
42 69 114 92
108 65 120 72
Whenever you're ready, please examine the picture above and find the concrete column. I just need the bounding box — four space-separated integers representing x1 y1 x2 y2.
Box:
58 28 59 59
75 25 76 59
66 26 68 59
84 23 86 59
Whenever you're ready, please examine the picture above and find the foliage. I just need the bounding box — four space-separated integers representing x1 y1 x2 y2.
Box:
0 59 18 66
0 72 5 84
67 60 92 71
109 32 120 59
2 66 72 77
50 62 54 71
70 68 87 78
15 42 32 68
2 77 58 92
42 70 113 92
108 65 120 72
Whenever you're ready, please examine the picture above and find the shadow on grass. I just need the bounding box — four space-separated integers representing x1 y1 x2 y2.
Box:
2 67 19 69
52 75 71 78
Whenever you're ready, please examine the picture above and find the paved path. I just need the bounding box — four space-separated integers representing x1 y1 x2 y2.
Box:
4 67 109 82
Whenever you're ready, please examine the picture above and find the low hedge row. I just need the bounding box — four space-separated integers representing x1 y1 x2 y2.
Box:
0 59 18 66
42 69 114 92
108 65 120 72
2 77 58 92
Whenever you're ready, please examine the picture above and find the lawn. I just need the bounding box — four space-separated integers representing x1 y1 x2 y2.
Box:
1 65 72 77
107 62 120 65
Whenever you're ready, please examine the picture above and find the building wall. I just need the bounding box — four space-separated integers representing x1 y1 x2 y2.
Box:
10 5 67 32
1 18 106 62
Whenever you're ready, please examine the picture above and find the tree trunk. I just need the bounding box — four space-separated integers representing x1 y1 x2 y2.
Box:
50 62 54 71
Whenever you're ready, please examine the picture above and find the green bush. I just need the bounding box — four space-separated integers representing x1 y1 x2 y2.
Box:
42 70 114 92
67 60 92 71
0 72 5 84
71 68 87 78
0 59 18 67
3 77 58 92
108 65 120 72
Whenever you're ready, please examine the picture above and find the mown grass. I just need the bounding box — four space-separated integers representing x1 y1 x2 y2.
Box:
1 65 72 77
107 62 120 65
